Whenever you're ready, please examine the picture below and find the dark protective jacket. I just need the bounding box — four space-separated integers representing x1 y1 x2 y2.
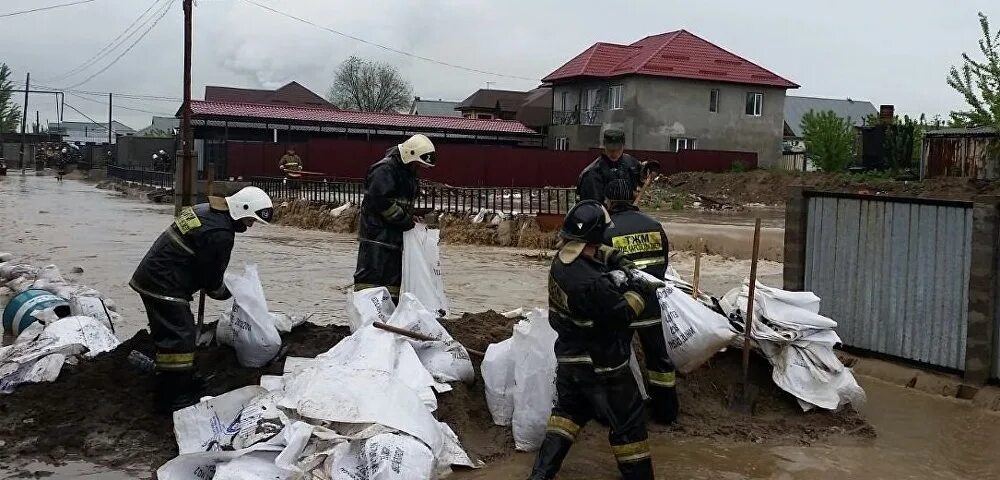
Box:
603 203 669 327
130 198 241 304
548 246 645 376
577 153 642 202
354 147 418 292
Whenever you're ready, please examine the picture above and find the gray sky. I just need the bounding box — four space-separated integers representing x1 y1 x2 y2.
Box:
1 0 997 130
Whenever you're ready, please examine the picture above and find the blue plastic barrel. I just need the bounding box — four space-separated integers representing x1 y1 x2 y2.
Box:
2 289 70 336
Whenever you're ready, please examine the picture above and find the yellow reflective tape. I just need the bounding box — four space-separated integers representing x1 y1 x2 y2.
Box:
624 291 645 316
630 318 661 328
611 440 651 463
156 353 195 364
633 257 666 267
546 416 581 441
174 206 202 234
593 359 629 374
611 232 662 256
557 355 593 365
647 370 676 387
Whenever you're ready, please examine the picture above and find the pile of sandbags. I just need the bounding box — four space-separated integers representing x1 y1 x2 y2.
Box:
158 291 478 480
721 280 866 411
0 254 122 393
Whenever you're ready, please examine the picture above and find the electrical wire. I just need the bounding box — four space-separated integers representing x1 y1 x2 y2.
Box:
64 90 173 116
45 0 167 83
62 102 115 133
241 0 540 82
0 0 97 19
63 0 176 90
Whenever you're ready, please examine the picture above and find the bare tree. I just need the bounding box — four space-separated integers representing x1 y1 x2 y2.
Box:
328 56 413 113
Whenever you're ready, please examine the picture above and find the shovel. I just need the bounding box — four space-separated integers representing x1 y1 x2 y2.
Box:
728 218 762 415
373 321 485 357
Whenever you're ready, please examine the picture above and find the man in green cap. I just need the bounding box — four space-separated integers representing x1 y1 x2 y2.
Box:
577 128 643 203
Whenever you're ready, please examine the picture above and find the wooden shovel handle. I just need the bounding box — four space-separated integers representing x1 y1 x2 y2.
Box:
741 219 762 380
373 321 485 357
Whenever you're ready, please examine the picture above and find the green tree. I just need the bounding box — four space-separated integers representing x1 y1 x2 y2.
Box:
801 110 856 171
327 56 413 113
0 63 21 133
947 12 1000 130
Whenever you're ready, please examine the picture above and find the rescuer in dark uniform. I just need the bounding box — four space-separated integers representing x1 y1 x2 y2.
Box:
130 186 273 413
577 128 643 203
602 179 678 424
529 200 662 480
354 134 436 302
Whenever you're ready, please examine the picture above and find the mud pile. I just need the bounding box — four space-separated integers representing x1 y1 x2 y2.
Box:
0 311 873 474
272 199 358 233
438 214 558 250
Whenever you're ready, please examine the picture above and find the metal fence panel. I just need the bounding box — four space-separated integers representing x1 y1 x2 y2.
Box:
804 194 972 370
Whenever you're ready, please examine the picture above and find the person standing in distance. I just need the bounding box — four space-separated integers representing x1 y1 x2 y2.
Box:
130 186 273 413
353 134 436 303
577 128 643 203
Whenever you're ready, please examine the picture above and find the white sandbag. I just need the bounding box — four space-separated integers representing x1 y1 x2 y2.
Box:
388 294 473 384
346 287 395 333
0 264 37 282
214 452 295 480
656 284 736 373
173 385 269 454
471 210 487 224
270 312 307 333
40 316 120 358
0 338 85 393
8 276 34 294
330 202 354 217
481 338 516 426
401 223 449 316
222 264 282 367
511 309 558 452
156 442 285 480
0 253 12 263
69 296 114 331
329 433 435 480
768 343 866 411
0 286 13 311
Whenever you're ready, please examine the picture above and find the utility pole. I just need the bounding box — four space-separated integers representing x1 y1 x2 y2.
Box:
178 0 194 213
19 73 29 174
108 93 113 145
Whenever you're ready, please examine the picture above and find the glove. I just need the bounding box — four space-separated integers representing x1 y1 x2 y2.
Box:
628 271 665 297
608 270 629 288
595 245 636 271
206 284 231 301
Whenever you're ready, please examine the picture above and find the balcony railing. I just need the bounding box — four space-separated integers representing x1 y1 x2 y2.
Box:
552 109 603 126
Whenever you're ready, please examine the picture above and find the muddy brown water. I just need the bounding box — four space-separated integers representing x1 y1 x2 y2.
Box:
3 175 1000 479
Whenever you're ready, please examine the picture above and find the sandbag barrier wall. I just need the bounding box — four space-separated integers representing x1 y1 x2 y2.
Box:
784 187 1000 384
248 176 577 216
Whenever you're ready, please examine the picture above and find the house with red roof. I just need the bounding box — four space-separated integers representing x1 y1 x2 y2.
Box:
544 30 798 165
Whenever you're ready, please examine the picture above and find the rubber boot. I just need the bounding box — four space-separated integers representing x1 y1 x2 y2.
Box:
649 385 679 425
618 458 655 480
154 370 203 415
528 434 573 480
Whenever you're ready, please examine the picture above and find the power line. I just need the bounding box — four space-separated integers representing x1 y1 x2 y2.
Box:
241 0 540 82
45 0 167 83
63 0 176 90
65 90 172 115
0 0 97 18
15 80 182 102
62 102 115 132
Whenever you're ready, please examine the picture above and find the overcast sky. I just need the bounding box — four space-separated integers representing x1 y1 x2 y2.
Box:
1 0 997 130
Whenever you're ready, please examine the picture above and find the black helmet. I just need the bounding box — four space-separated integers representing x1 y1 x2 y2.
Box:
605 179 636 204
560 200 612 244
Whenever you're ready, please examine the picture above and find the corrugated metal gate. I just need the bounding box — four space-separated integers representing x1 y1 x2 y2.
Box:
803 192 973 370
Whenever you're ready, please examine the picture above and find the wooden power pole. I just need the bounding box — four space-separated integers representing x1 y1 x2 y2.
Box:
19 72 29 174
178 0 194 213
108 93 113 145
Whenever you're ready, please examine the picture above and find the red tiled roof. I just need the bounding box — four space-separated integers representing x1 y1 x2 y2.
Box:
190 100 539 135
543 30 798 88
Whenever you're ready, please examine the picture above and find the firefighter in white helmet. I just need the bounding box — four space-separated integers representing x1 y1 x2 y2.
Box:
353 134 436 302
130 186 273 413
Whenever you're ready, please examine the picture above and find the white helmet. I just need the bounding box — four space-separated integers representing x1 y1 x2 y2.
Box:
225 186 274 224
398 134 436 167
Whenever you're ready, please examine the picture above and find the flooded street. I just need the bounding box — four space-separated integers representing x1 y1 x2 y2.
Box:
3 175 1000 479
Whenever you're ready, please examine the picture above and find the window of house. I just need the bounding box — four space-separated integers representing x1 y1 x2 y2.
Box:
561 91 569 111
710 89 720 113
671 137 696 151
555 137 570 151
609 85 624 110
586 88 599 110
477 113 493 120
745 92 763 116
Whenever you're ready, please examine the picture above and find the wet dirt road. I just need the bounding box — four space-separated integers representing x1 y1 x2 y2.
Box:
5 176 999 479
0 175 778 341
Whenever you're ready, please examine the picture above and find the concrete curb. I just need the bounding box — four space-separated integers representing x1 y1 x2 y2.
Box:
840 351 1000 412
